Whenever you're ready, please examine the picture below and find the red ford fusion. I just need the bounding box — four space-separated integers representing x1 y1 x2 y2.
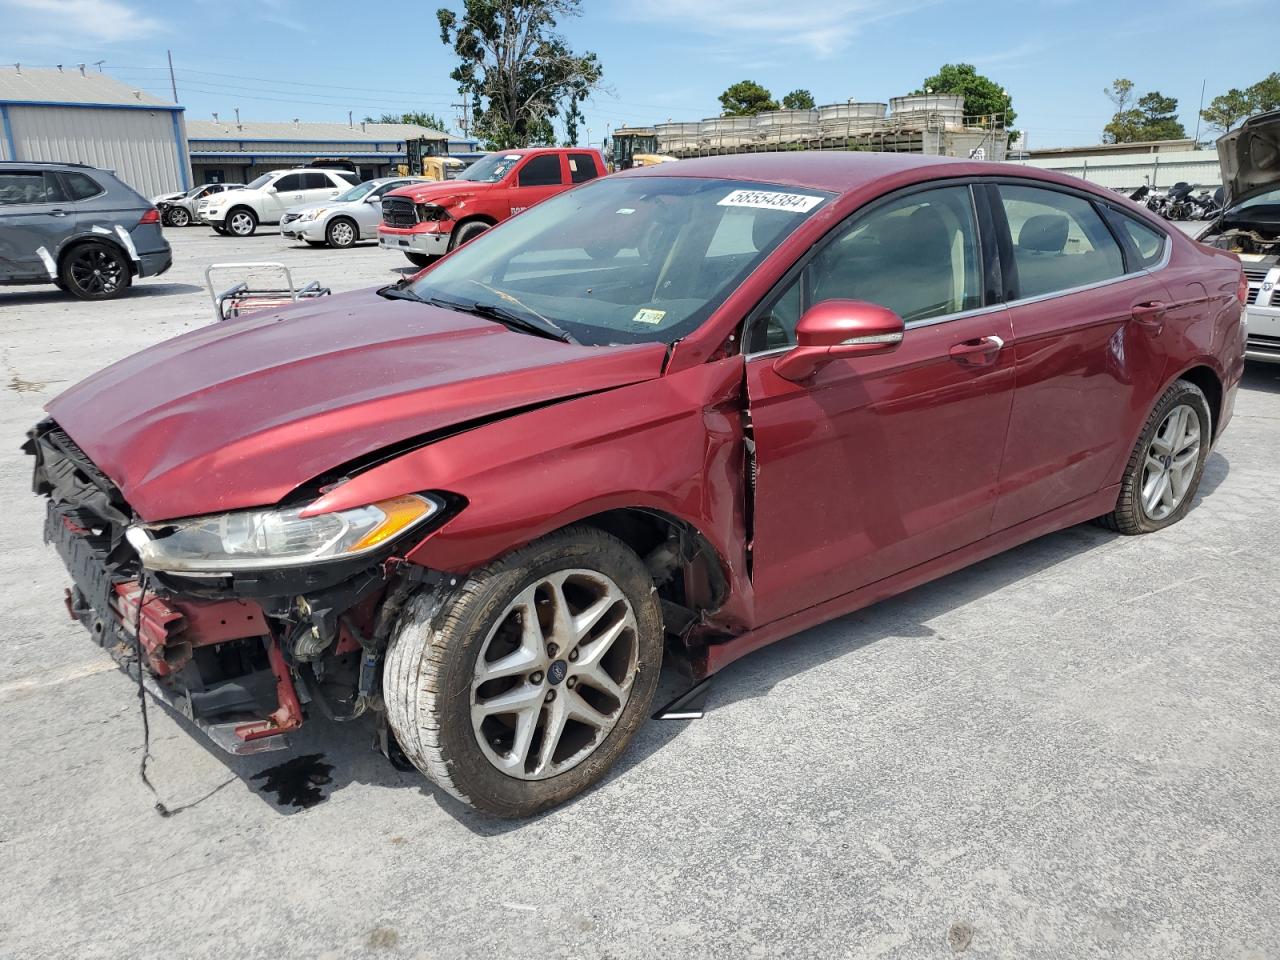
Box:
28 153 1245 816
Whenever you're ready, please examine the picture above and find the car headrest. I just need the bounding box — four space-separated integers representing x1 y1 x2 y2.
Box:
1019 214 1068 253
879 205 952 262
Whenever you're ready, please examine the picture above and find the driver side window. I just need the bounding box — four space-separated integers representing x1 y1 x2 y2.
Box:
750 185 982 351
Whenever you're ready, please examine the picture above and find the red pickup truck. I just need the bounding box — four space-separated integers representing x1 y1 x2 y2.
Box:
378 146 607 266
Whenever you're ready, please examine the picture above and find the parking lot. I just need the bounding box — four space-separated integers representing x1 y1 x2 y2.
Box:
2 225 1279 959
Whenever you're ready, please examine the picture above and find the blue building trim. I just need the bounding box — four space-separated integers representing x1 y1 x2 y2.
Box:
189 137 413 147
170 112 190 190
0 104 16 160
0 98 184 112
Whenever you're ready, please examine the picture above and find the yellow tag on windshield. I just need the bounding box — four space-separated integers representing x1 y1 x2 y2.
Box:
632 308 666 325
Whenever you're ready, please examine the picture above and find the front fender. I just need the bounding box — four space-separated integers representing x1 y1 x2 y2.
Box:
304 357 756 628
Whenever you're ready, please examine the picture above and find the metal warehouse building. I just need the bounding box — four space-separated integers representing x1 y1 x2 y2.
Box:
0 66 190 197
185 120 450 185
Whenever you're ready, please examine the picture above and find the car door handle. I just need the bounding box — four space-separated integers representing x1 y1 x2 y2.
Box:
49 208 68 217
1131 301 1168 323
949 335 1004 366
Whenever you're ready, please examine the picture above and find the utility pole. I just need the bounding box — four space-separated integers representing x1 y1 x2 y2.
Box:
1193 78 1206 146
166 49 178 103
452 94 470 138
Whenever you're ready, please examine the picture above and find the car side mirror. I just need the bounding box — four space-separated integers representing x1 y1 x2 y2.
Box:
365 194 381 203
772 299 904 382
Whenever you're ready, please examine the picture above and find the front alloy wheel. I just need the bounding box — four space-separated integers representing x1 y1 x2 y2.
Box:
227 208 257 237
471 569 640 780
384 526 662 817
167 206 191 227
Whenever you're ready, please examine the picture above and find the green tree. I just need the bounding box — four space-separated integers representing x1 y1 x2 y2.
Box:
718 80 778 116
781 89 815 110
437 0 602 149
561 96 583 146
366 111 454 134
1245 72 1280 113
916 63 1016 143
1201 89 1252 135
1102 81 1186 143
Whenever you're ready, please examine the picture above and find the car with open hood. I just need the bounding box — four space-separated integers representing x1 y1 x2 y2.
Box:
1199 110 1280 362
29 153 1245 816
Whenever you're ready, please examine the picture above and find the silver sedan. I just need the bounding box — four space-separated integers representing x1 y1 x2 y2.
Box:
279 176 428 248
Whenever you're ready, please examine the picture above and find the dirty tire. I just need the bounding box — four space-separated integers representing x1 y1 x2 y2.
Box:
1097 379 1211 535
383 526 663 817
404 252 433 268
449 220 489 251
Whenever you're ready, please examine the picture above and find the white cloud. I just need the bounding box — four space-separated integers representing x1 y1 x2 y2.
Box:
1 0 162 43
621 0 932 58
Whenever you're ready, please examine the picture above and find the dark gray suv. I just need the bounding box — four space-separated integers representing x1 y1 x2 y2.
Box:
0 161 172 300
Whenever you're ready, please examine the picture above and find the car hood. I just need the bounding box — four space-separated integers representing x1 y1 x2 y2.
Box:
284 201 329 216
1217 110 1280 208
389 181 480 205
152 191 186 203
46 288 668 521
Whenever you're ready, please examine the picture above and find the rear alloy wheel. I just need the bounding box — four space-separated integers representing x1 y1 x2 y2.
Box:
59 242 131 300
449 220 489 251
167 206 191 227
226 207 258 237
1099 379 1210 534
384 526 663 817
326 217 357 249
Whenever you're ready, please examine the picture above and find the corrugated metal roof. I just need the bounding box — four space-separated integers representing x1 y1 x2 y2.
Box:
0 67 175 107
185 120 447 142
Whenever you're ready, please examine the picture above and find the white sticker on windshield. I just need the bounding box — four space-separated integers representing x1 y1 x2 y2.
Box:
632 308 666 325
718 189 824 213
503 154 521 160
616 208 636 215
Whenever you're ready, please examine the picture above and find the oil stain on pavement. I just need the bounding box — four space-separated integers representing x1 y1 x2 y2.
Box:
250 754 334 809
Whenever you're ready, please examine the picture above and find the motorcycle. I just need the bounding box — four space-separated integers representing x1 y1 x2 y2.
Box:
1162 182 1197 220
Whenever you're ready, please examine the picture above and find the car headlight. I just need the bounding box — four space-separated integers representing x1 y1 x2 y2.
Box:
298 207 326 222
417 203 450 222
125 494 441 572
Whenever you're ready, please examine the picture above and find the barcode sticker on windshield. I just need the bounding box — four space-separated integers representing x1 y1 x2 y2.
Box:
632 308 666 324
718 189 824 213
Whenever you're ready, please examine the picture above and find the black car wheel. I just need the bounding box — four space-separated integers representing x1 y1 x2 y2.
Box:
226 207 258 237
449 220 489 251
405 252 433 268
59 242 132 301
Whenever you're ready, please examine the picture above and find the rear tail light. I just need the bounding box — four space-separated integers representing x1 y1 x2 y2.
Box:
138 207 161 224
1238 270 1249 305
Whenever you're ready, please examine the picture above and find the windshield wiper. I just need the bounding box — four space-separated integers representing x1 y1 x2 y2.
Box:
425 294 577 344
378 285 577 344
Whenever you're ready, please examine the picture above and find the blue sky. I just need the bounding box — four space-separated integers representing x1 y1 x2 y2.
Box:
0 0 1269 148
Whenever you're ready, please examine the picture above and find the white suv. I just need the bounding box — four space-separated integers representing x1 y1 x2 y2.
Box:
199 168 357 237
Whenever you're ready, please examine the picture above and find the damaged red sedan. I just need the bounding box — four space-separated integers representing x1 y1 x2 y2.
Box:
29 153 1245 816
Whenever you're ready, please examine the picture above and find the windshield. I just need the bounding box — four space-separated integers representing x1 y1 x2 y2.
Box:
409 176 832 346
246 173 273 190
1236 187 1280 210
457 153 523 183
336 181 377 202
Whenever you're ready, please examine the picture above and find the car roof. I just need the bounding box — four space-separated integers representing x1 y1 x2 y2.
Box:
615 151 1069 194
0 160 98 170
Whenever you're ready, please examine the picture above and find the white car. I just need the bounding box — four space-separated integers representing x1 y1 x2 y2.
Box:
199 168 358 237
279 176 428 248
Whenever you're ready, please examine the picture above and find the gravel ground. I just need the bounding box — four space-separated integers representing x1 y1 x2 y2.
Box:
1 225 1278 960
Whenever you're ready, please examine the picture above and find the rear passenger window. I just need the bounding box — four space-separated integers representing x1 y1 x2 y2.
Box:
0 172 63 204
518 155 563 187
568 153 598 184
64 172 103 201
999 185 1125 298
303 172 332 190
1115 213 1167 269
274 174 304 191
